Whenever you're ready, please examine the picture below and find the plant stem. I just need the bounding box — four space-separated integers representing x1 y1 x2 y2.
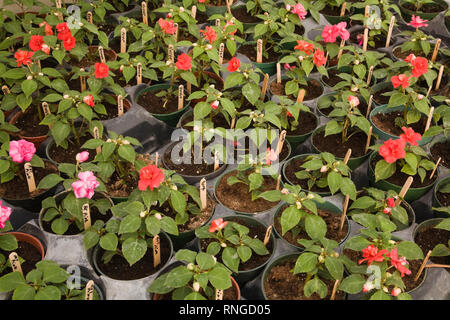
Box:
70 119 81 146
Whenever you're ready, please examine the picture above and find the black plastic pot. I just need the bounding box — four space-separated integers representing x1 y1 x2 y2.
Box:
433 176 450 218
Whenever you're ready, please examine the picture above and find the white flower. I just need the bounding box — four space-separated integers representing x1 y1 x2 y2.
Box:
140 211 146 218
220 242 227 248
286 4 291 11
27 75 33 80
193 282 200 292
155 213 162 220
187 263 194 270
179 7 185 12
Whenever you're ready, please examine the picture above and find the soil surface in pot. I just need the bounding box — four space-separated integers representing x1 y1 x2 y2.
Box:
393 47 435 61
159 196 215 233
69 47 116 68
237 44 278 63
343 248 426 291
287 112 318 136
373 86 392 105
431 140 450 169
436 190 449 207
216 170 280 213
270 79 323 101
14 108 49 137
350 31 387 49
233 138 291 163
231 6 260 24
105 170 138 198
320 5 347 16
48 134 97 164
200 217 274 271
0 162 57 200
284 157 330 193
371 111 429 137
163 143 225 176
196 13 209 24
371 154 437 188
96 100 130 120
96 235 171 280
327 50 350 67
264 258 345 300
414 226 450 266
0 240 42 277
274 205 349 246
313 130 371 158
322 68 347 88
402 2 446 13
41 205 112 236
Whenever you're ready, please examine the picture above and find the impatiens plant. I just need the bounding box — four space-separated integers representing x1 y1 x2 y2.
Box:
373 127 436 183
294 152 356 199
148 249 233 300
427 218 450 260
272 96 311 133
195 218 269 273
398 15 434 57
0 260 101 300
0 201 18 275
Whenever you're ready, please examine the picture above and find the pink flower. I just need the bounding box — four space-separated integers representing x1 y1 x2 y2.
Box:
392 287 402 297
284 63 296 71
411 57 428 78
83 94 95 107
387 198 395 208
76 151 89 163
322 25 337 43
362 281 374 293
408 15 428 29
400 127 421 146
391 74 411 89
158 18 177 35
9 140 36 163
265 148 278 165
356 33 364 46
209 218 228 233
211 100 219 110
404 53 416 64
291 3 307 20
388 248 412 277
335 22 350 41
0 201 12 229
138 165 165 191
72 171 100 199
348 96 360 107
383 207 391 215
379 139 406 164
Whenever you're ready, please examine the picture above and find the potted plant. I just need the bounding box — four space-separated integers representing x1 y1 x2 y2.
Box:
148 249 240 300
413 218 449 266
398 0 449 22
315 0 354 25
433 176 449 218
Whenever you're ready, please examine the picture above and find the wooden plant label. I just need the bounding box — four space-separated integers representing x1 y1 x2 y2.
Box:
82 203 91 230
215 19 221 27
276 63 281 83
297 89 306 103
98 46 106 63
264 225 273 246
42 102 51 117
366 66 374 86
214 151 219 171
343 149 352 165
155 152 159 166
364 126 372 154
191 5 197 19
24 163 36 193
142 1 148 25
137 63 143 85
178 85 184 110
117 95 124 117
9 252 23 274
429 157 441 180
256 39 263 63
330 280 340 300
340 2 347 16
276 175 281 191
431 39 441 63
187 80 192 94
230 117 236 129
93 126 101 154
415 250 431 282
174 23 179 42
85 280 94 300
426 85 432 98
339 195 350 233
200 178 207 210
219 43 225 65
2 85 10 95
226 0 231 14
385 16 395 48
168 45 174 63
87 11 93 24
120 28 127 53
153 235 161 268
395 176 413 206
80 69 86 92
215 289 224 300
337 39 345 59
435 65 444 90
276 130 287 156
261 73 269 100
366 95 373 118
363 27 369 52
56 0 62 8
424 107 434 133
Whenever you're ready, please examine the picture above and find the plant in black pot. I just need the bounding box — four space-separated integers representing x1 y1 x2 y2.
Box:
393 16 435 60
414 218 450 266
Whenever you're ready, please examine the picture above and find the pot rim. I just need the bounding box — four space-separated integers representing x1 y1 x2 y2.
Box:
5 231 46 260
433 176 450 207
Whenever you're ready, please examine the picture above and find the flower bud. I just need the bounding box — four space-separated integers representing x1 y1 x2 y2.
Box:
120 65 124 72
171 185 178 191
281 188 289 195
385 272 392 278
187 263 194 270
383 207 391 215
63 94 70 99
296 201 302 209
220 242 227 248
383 286 389 293
363 281 374 292
286 4 291 11
318 255 325 263
38 72 44 76
389 240 396 245
206 44 212 50
27 75 33 80
155 213 162 220
140 211 146 218
212 256 217 264
179 7 185 12
298 55 304 62
320 165 328 173
307 194 314 199
392 287 401 297
417 94 424 100
193 282 200 292
354 60 359 65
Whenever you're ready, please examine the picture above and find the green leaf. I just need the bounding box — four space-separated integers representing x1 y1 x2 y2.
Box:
222 247 239 273
21 79 37 98
42 266 69 283
51 217 69 235
34 286 61 300
118 144 135 164
305 214 327 240
325 256 344 280
303 276 327 298
161 216 179 236
396 241 424 260
370 290 391 300
374 159 396 181
122 237 147 266
237 245 252 263
293 252 318 274
37 173 63 189
12 285 36 300
208 267 232 290
170 190 187 215
339 274 365 294
242 82 260 105
175 249 197 264
327 171 342 195
196 252 216 270
280 206 302 235
0 234 18 251
435 219 450 231
164 265 193 288
0 272 26 292
83 231 100 250
119 215 141 234
99 233 118 251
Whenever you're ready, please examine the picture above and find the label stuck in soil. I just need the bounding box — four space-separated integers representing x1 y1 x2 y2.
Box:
24 163 36 193
153 235 161 268
9 252 23 274
264 225 273 246
85 280 94 300
82 203 91 230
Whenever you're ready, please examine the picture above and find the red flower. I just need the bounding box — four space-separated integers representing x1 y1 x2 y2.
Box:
29 35 44 52
294 40 314 55
158 18 177 35
411 57 428 78
227 57 240 72
63 34 76 51
138 165 165 191
83 94 95 107
209 218 228 233
284 63 295 71
358 245 389 265
14 50 34 67
287 110 293 118
313 49 326 67
176 53 192 71
210 100 219 110
39 22 53 36
56 22 72 40
200 26 217 44
386 198 395 208
404 53 416 64
94 62 109 79
408 15 428 29
379 138 406 164
400 127 421 146
388 248 412 277
391 74 411 89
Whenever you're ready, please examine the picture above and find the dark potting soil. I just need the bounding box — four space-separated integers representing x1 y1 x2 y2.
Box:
274 205 349 246
97 24 115 37
436 191 450 207
0 162 57 200
283 157 330 193
371 154 437 188
156 196 215 233
414 226 450 266
96 236 171 280
49 134 97 164
237 44 278 63
41 205 112 236
373 86 392 105
0 241 42 277
138 89 186 115
179 32 198 43
343 248 426 292
371 110 428 137
14 108 49 137
431 140 450 169
233 138 290 163
312 130 371 158
287 112 318 136
231 7 261 24
320 5 345 16
196 13 209 25
270 79 323 101
402 2 446 13
69 47 116 68
327 50 350 68
392 47 435 61
264 258 345 300
350 31 387 49
200 217 274 271
215 170 280 213
181 111 231 129
96 100 130 121
163 143 224 176
106 170 138 198
322 68 345 88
